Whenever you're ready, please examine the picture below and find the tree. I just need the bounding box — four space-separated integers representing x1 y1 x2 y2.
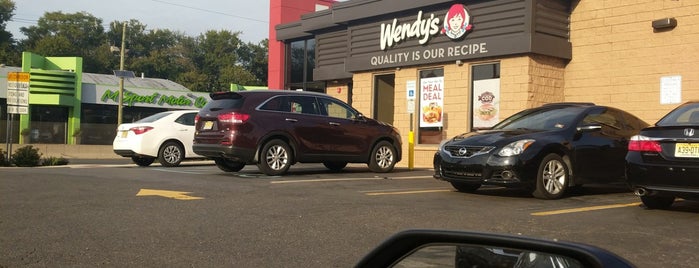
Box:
20 11 106 71
0 0 18 65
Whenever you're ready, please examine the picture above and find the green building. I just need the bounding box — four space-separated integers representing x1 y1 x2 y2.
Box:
1 52 212 145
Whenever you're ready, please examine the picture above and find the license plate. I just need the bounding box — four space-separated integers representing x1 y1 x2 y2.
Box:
120 131 128 138
674 143 699 158
203 121 214 130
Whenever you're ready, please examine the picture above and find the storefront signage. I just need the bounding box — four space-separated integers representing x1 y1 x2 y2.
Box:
472 78 500 128
100 89 209 108
419 76 444 128
380 4 473 50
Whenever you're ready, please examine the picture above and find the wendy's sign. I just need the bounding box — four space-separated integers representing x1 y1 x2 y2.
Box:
379 4 473 50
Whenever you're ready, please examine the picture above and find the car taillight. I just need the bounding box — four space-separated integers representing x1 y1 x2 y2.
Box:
218 112 250 124
628 135 662 152
130 126 154 135
194 114 200 124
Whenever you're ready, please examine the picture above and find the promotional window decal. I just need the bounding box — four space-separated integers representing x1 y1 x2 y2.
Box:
473 78 500 128
420 76 444 128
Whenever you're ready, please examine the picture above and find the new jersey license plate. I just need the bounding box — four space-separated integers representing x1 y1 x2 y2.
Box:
203 121 214 130
675 143 699 158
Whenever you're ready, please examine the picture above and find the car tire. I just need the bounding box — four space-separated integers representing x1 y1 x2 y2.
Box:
257 139 292 176
132 156 155 167
158 141 184 167
640 195 675 209
323 162 348 172
532 154 569 200
214 158 245 172
368 141 397 173
450 182 481 192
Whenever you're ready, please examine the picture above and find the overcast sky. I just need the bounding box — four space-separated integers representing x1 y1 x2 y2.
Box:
7 0 271 43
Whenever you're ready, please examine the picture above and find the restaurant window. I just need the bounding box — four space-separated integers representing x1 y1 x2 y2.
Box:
418 68 444 144
471 63 501 129
287 38 325 93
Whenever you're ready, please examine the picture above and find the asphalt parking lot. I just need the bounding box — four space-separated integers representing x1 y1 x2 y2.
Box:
1 160 698 267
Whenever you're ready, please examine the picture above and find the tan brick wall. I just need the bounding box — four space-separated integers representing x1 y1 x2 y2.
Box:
567 0 699 123
345 54 565 169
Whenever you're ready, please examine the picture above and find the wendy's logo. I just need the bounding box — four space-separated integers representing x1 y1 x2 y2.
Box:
442 4 473 40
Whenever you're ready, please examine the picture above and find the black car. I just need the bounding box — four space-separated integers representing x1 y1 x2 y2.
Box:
626 101 699 209
433 102 648 199
193 90 402 176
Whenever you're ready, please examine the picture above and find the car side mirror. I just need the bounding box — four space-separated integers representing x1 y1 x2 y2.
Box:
355 229 635 268
576 124 603 132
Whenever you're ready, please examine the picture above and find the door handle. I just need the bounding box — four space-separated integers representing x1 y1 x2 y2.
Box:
329 122 340 126
286 118 298 122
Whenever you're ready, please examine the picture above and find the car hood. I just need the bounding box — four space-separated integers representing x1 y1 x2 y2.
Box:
446 128 546 146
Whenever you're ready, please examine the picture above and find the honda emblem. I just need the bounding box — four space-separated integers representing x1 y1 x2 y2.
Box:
684 128 695 137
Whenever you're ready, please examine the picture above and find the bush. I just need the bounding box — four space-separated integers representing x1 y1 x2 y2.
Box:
41 156 70 166
0 148 9 166
11 145 42 167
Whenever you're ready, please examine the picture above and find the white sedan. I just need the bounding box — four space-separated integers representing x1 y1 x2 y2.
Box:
113 110 203 167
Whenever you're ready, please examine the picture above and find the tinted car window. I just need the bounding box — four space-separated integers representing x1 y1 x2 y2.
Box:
289 96 319 115
175 112 196 126
319 97 357 119
136 112 171 123
493 107 582 131
656 103 699 126
581 109 623 130
259 96 286 112
203 92 245 111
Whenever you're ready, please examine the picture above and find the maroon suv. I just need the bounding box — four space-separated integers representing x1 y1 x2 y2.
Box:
193 90 402 175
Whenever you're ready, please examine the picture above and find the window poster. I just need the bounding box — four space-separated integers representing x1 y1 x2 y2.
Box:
419 76 444 128
472 78 500 128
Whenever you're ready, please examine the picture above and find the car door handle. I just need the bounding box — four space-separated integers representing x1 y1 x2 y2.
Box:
286 118 298 122
329 122 340 126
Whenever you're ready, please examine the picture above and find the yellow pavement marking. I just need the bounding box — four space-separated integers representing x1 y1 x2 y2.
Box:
270 176 431 184
136 188 204 200
365 189 453 195
531 202 641 216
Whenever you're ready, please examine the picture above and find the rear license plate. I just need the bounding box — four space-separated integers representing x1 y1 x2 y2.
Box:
674 143 699 158
203 121 214 130
120 131 128 138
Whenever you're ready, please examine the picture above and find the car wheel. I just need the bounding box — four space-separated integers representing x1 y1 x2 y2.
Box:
158 141 184 167
323 162 348 172
368 141 397 173
640 195 675 209
132 156 155 167
532 154 569 200
257 139 292 176
214 158 245 172
450 182 481 192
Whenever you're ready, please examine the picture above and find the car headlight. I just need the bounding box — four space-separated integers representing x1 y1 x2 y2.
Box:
498 139 535 156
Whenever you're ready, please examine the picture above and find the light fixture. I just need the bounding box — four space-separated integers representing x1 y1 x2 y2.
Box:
456 60 463 66
652 17 677 30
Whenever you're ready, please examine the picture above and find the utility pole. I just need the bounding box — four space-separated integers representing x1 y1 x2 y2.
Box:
117 22 127 126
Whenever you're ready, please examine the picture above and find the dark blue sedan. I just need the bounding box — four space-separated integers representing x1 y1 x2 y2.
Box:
434 102 648 199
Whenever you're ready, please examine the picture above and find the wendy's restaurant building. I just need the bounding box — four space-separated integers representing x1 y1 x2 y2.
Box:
274 0 699 168
0 52 211 145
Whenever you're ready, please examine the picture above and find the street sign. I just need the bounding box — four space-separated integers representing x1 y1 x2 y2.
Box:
6 72 30 115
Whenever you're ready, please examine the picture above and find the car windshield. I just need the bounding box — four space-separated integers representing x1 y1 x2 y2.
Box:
656 103 699 126
135 112 171 123
492 106 582 131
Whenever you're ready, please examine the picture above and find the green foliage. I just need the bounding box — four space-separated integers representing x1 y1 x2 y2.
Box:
11 145 42 167
0 148 9 166
41 156 70 166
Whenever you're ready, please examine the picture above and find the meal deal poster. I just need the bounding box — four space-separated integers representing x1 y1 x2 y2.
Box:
419 76 444 128
472 78 500 128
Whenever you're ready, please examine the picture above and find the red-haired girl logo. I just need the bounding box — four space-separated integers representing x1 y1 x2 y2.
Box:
442 4 473 40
